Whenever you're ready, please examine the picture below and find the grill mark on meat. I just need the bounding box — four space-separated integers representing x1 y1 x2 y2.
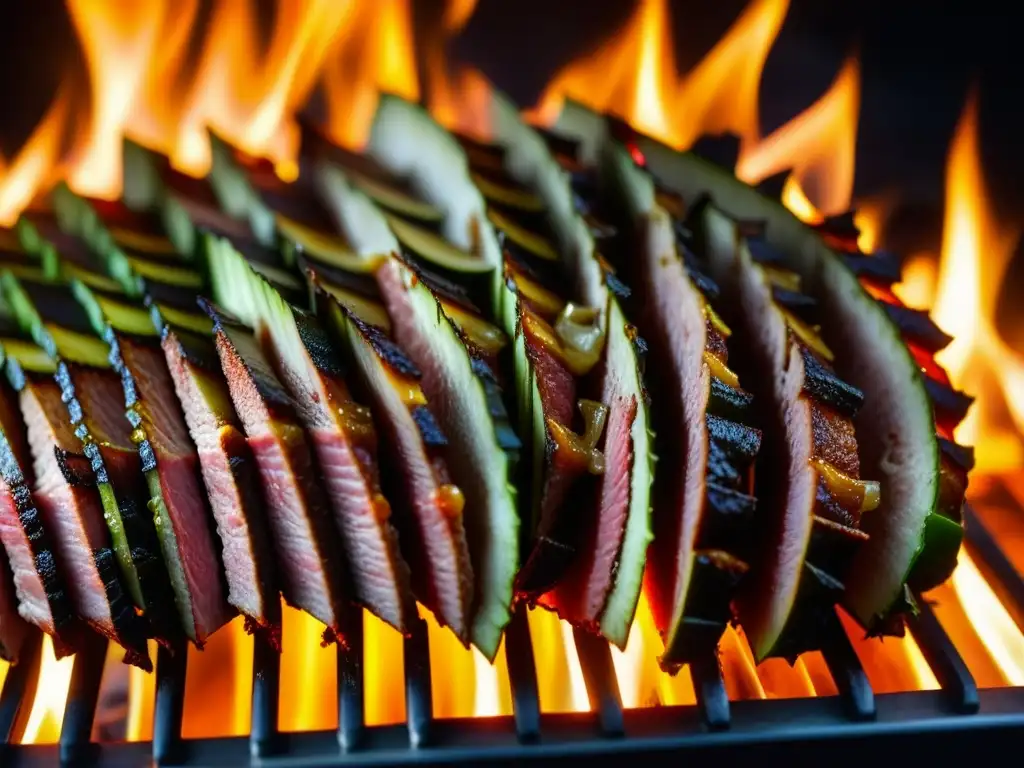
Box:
117 337 232 643
20 380 149 664
56 363 179 644
327 298 473 640
162 330 279 631
0 543 30 661
375 257 517 657
0 378 75 646
247 302 413 632
212 323 349 636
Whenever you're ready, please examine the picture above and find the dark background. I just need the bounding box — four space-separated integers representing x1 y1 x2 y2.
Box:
1 0 1022 324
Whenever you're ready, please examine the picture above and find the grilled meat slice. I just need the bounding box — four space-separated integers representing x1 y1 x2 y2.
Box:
161 324 281 635
203 300 351 638
17 372 149 665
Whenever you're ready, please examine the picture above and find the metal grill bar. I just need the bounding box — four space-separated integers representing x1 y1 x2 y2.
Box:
250 634 280 758
909 597 980 714
689 651 730 730
403 617 432 748
336 618 364 751
8 506 1024 764
152 643 187 765
58 634 107 766
504 606 540 742
963 506 1024 635
572 628 624 736
0 632 40 745
820 612 876 721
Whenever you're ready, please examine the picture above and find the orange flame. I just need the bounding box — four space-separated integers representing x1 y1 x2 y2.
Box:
0 90 72 225
527 0 790 152
365 612 406 726
737 54 861 218
320 0 420 150
609 592 696 707
929 92 1024 470
526 609 589 712
21 635 75 744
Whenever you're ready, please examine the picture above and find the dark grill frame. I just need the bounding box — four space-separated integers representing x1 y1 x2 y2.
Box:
0 507 1021 766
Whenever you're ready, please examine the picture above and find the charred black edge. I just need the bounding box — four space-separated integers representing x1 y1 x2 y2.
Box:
566 155 754 665
203 298 353 638
706 376 756 424
705 413 761 487
879 302 954 353
199 298 299 422
54 360 181 644
0 378 78 647
4 366 152 663
309 281 448 450
397 246 491 316
766 519 868 660
160 326 283 634
801 348 865 419
842 250 903 284
939 436 976 472
659 552 748 669
924 377 974 426
291 307 348 381
700 482 758 556
772 286 818 320
469 354 521 456
347 315 421 379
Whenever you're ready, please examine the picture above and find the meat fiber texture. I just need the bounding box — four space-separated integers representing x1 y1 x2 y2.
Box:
210 312 350 637
0 380 74 648
0 542 30 661
207 238 414 632
630 137 938 627
20 379 148 662
701 207 815 660
161 331 280 632
313 164 518 660
119 337 232 643
329 300 474 639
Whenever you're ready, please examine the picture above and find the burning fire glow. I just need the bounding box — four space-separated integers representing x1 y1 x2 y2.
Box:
2 0 1024 745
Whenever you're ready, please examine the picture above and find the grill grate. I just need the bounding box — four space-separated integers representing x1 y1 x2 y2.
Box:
1 504 1023 766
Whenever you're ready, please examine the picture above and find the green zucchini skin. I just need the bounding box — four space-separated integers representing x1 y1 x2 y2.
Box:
311 162 520 661
627 135 950 629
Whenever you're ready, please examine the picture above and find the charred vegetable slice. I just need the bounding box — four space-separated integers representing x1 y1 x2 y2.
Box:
312 162 520 660
628 134 951 628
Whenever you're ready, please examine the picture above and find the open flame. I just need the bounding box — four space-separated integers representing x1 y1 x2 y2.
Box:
3 0 1024 744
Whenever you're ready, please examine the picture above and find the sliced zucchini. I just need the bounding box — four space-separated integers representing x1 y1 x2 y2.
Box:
312 162 520 661
471 171 545 212
486 90 652 646
127 256 203 288
383 213 492 274
275 212 377 275
73 279 158 337
346 167 444 224
632 136 944 626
